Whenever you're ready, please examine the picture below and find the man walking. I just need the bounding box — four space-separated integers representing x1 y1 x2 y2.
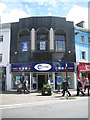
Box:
23 78 30 94
76 79 85 96
62 78 71 97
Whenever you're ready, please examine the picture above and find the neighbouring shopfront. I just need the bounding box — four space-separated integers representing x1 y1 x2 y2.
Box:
77 62 90 80
10 62 75 92
0 67 6 91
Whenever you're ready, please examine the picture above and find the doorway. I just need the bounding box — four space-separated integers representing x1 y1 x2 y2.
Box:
38 74 48 90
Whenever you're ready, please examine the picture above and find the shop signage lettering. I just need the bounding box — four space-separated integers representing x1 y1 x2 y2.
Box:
85 65 90 71
11 62 74 72
78 63 90 71
34 64 52 71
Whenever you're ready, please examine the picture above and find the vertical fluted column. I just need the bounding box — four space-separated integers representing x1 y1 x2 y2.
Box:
31 28 35 51
49 28 54 51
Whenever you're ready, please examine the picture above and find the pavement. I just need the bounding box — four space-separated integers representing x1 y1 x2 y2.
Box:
0 89 89 106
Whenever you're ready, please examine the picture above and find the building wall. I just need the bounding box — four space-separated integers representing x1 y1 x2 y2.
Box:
0 23 11 67
75 27 90 63
10 16 75 63
0 23 11 90
9 16 76 91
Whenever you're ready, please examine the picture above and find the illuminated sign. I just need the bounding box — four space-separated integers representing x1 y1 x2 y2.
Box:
11 62 74 72
34 63 52 71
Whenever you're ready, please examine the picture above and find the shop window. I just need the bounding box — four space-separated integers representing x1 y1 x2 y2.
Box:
19 29 30 52
0 54 2 62
55 34 65 52
81 36 84 42
81 51 86 60
0 35 3 42
88 37 90 43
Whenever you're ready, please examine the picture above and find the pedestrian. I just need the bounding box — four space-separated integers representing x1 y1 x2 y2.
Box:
62 78 71 97
82 77 86 90
17 80 22 93
48 77 51 85
23 78 30 94
76 79 85 96
57 84 60 92
84 78 89 92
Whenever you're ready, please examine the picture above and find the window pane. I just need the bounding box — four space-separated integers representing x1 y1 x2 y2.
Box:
19 35 30 52
56 41 62 51
82 51 85 59
62 41 65 51
0 36 3 42
88 37 90 43
81 36 84 42
20 36 30 41
55 35 65 41
40 41 46 50
37 34 48 40
55 34 65 51
0 54 2 62
40 34 46 39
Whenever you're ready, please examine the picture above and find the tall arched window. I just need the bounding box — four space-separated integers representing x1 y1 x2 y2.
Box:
18 29 30 52
36 28 49 51
55 29 67 52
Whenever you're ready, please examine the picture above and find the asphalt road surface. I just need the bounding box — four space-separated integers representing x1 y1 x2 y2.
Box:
1 97 88 118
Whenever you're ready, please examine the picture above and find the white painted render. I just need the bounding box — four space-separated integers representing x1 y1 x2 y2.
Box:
0 23 11 67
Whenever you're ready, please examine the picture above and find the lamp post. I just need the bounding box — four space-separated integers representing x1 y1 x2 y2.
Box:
66 63 68 81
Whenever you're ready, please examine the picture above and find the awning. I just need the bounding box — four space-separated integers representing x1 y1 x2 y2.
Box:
78 62 90 72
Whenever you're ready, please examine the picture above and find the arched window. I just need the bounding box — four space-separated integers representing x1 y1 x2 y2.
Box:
36 28 49 51
18 29 30 52
55 29 67 52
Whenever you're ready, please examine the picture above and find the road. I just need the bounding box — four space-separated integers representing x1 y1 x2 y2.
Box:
1 97 88 118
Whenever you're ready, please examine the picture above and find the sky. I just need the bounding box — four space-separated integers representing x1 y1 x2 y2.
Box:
0 0 90 28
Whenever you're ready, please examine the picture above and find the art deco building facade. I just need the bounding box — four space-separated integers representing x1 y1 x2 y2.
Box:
7 16 76 91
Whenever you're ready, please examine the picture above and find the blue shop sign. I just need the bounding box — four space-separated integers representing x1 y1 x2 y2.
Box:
11 62 74 72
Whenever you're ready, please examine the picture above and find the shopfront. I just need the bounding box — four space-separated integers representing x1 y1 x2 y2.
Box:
10 62 75 91
77 62 90 80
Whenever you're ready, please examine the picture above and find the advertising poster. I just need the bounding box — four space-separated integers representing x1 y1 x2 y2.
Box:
15 76 20 85
68 76 70 84
40 41 46 50
22 42 28 51
57 76 62 85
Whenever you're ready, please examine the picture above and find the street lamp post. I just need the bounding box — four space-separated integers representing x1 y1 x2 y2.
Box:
66 63 68 81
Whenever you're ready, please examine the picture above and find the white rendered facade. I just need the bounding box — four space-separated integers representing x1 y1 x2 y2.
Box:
0 23 11 90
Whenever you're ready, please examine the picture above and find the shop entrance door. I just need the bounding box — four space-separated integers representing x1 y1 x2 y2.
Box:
38 74 48 90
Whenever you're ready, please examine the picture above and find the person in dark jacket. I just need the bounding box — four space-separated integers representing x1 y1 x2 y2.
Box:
22 78 30 94
76 79 85 96
62 78 71 97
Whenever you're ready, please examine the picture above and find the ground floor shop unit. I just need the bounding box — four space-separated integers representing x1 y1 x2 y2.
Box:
0 66 6 91
6 62 76 91
77 62 90 81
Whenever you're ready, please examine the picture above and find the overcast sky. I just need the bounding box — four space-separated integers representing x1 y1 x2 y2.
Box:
0 0 89 28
